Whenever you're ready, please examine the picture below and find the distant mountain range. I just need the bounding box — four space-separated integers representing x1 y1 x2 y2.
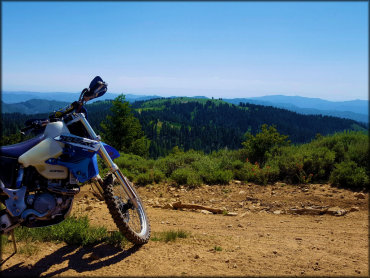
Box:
1 91 159 104
223 95 368 123
1 91 368 123
1 99 70 114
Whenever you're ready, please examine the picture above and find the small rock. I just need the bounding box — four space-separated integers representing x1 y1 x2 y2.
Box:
238 190 245 194
350 206 360 212
273 210 282 215
225 259 230 263
227 224 233 228
226 212 238 216
354 193 365 199
194 254 200 259
327 207 347 216
235 180 241 184
237 223 243 228
169 187 176 191
275 182 286 187
85 205 93 211
201 210 213 215
233 263 237 268
295 237 303 240
273 250 278 254
162 203 173 209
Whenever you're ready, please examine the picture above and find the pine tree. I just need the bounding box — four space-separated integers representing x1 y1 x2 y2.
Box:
100 95 150 157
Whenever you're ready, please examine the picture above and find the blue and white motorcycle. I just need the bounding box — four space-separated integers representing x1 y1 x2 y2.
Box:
0 76 151 246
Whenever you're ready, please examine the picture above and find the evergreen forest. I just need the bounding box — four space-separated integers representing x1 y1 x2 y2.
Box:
1 97 366 158
0 96 368 190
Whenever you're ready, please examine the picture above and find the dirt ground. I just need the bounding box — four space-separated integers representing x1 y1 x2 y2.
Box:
1 181 368 277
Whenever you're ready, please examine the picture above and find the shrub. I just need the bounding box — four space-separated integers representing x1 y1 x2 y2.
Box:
156 149 203 177
242 124 290 165
207 169 233 185
135 169 165 185
170 167 202 187
330 161 369 190
135 172 154 186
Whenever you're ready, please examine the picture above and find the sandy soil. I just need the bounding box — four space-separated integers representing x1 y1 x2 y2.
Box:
1 181 368 277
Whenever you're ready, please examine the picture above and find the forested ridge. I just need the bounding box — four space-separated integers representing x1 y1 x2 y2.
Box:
1 97 367 158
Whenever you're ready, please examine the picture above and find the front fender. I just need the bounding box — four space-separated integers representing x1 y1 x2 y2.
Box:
101 142 120 160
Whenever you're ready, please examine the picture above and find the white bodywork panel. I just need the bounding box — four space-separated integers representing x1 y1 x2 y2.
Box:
18 122 70 179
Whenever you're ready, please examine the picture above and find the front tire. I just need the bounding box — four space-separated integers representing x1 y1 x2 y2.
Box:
103 173 150 245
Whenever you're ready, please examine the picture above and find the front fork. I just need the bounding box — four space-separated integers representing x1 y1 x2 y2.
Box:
96 144 138 206
79 114 139 208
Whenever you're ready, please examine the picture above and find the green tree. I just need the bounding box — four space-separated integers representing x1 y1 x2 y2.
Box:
101 95 150 157
242 124 290 165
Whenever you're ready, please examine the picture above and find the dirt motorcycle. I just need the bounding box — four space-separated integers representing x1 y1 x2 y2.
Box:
0 76 151 249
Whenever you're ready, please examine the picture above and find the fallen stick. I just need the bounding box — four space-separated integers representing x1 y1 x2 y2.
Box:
172 201 223 214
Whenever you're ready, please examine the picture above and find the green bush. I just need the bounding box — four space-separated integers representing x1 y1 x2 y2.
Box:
242 124 290 165
330 161 369 190
207 169 233 185
156 149 203 177
135 169 165 185
135 172 154 186
103 131 369 190
170 167 202 187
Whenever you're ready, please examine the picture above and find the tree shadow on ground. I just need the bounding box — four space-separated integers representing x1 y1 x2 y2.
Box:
1 242 141 277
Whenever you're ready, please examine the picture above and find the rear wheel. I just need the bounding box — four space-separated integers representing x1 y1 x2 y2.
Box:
103 173 150 244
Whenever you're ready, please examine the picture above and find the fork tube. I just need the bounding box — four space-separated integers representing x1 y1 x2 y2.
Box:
78 114 138 205
97 145 137 203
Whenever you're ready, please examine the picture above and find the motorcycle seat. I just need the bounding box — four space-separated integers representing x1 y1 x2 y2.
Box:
0 135 44 158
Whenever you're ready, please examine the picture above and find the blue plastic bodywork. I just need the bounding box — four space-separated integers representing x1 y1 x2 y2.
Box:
101 142 120 160
46 141 120 183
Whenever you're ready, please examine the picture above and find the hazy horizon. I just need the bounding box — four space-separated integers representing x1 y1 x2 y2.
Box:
1 90 367 102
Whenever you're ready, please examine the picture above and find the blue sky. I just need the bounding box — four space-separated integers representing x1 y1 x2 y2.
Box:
2 2 368 100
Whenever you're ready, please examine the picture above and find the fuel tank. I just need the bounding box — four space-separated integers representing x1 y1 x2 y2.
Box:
18 122 70 179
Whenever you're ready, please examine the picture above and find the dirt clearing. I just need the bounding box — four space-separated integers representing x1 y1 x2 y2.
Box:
1 182 368 277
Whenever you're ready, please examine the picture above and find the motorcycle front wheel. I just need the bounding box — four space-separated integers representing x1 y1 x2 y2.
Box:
103 173 151 245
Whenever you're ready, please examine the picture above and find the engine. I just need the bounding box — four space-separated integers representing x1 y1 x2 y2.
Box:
24 192 72 221
19 166 78 227
1 164 80 232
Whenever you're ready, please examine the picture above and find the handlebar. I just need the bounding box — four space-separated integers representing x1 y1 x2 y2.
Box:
20 119 49 135
49 101 82 120
21 76 106 133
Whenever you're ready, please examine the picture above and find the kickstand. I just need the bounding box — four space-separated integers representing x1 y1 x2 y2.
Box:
10 230 17 253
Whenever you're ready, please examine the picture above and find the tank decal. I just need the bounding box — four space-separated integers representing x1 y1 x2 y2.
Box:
54 134 100 152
